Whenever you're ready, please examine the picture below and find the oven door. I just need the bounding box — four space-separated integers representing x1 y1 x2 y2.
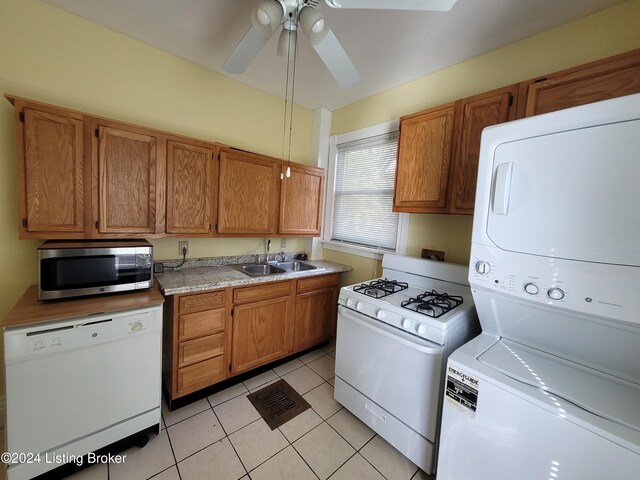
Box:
335 305 444 441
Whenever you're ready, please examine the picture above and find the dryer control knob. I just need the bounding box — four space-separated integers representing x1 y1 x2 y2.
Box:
548 288 565 300
524 283 539 295
355 301 364 311
416 323 427 335
376 310 386 320
475 261 491 275
401 318 411 329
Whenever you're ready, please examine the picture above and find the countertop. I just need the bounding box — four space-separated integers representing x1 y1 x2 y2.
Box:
155 260 352 296
2 284 165 329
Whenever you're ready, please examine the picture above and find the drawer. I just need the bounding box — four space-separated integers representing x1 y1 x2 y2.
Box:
179 290 226 314
178 332 225 368
297 274 339 293
177 354 226 397
178 308 225 341
233 280 293 304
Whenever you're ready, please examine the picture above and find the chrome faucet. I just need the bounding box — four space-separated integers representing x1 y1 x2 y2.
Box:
277 251 286 263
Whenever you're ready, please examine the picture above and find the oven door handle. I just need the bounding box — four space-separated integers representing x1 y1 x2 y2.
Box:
338 306 442 355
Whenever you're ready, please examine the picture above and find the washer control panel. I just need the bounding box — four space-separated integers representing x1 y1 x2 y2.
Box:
469 243 633 324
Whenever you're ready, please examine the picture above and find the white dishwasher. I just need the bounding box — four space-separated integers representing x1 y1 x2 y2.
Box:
4 305 163 480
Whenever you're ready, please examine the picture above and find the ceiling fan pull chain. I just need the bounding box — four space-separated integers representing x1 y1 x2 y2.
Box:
280 19 294 180
286 14 299 179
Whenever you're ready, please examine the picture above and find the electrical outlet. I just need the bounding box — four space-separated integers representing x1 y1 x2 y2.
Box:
281 238 287 248
178 241 189 256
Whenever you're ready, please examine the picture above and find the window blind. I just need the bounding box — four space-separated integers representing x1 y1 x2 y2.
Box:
331 131 399 251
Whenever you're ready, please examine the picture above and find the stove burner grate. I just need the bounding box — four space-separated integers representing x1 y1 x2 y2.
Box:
401 290 463 318
353 278 409 299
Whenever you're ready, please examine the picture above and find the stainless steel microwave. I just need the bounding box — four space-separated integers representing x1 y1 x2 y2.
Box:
38 240 153 300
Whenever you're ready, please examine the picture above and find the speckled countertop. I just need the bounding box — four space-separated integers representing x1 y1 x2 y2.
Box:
155 259 352 296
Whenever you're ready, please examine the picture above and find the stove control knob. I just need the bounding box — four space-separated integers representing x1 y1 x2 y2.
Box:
346 298 354 308
401 318 411 329
415 323 427 335
475 261 491 275
355 301 364 311
524 283 539 295
376 310 386 320
547 287 565 300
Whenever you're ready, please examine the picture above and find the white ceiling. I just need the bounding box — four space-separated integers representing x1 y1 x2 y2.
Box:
44 0 624 111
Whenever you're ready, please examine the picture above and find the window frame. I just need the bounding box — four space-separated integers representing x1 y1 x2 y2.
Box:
323 120 409 260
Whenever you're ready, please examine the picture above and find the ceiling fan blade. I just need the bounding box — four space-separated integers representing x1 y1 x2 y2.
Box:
312 29 361 88
222 26 270 74
324 0 458 11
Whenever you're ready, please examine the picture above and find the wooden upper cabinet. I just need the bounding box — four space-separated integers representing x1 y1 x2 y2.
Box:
217 148 280 236
518 48 640 118
20 107 86 236
448 85 517 214
95 123 164 235
394 103 456 212
279 163 324 236
166 140 214 235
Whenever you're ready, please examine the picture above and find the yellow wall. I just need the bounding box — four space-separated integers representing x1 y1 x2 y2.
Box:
0 0 313 319
324 0 640 269
1 0 640 318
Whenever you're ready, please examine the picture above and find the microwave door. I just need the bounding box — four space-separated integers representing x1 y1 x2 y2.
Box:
486 119 640 267
39 254 150 298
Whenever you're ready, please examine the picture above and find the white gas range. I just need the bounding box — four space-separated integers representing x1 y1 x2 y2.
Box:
334 253 479 474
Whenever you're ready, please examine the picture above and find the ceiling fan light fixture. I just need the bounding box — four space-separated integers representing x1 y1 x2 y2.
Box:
277 28 297 58
299 6 329 45
311 18 325 33
251 1 284 38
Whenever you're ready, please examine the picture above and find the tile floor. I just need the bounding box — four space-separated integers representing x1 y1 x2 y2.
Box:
3 342 434 480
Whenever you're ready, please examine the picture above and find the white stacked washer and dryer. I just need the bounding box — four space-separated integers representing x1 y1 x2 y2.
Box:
437 93 640 478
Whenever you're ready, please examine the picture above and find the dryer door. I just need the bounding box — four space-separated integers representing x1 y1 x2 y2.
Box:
486 118 640 267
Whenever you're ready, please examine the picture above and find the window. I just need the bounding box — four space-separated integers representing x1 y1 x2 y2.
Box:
324 121 408 259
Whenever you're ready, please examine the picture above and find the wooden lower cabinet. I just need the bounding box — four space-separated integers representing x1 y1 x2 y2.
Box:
294 274 339 351
231 294 295 374
162 273 340 405
177 355 226 395
163 289 231 401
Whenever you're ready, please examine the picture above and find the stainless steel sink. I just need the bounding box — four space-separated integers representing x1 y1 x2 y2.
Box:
233 264 287 277
230 260 317 277
277 261 317 272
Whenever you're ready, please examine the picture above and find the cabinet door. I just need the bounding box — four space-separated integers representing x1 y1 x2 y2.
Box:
217 149 279 235
97 125 160 234
279 163 324 236
394 104 456 212
166 140 213 235
518 49 640 118
293 287 337 352
22 108 85 235
231 296 294 374
448 86 517 214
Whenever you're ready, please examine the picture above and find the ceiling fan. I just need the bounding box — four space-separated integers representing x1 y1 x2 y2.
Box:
222 0 458 88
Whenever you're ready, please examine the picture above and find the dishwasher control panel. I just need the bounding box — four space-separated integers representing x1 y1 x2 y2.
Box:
5 307 161 362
